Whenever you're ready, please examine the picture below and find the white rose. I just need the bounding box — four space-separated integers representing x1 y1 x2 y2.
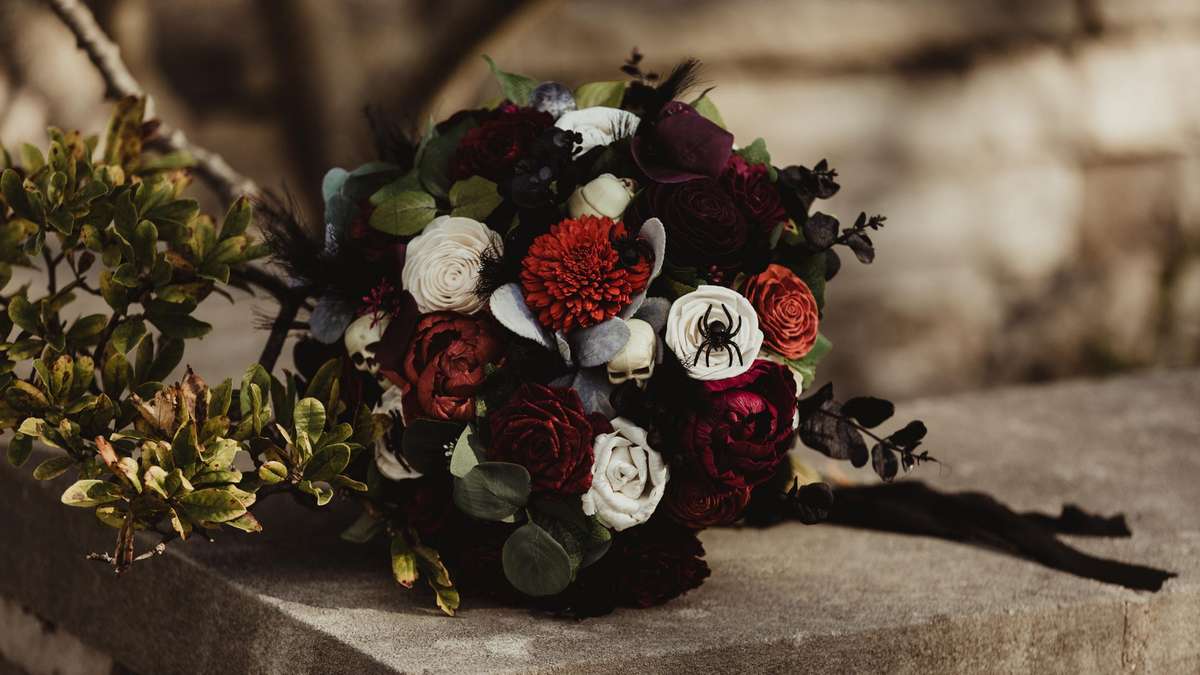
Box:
555 107 640 156
665 285 764 380
581 417 668 531
568 173 637 220
401 215 501 315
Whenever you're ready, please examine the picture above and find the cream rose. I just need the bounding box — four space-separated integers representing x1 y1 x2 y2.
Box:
665 285 764 380
401 215 500 315
581 417 668 531
555 107 640 156
568 173 637 220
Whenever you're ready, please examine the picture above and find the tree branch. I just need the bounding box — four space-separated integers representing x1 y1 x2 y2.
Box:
43 0 259 204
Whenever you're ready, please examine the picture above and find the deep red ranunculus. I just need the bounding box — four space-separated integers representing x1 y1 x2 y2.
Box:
626 179 747 271
722 154 786 226
386 312 505 423
679 360 798 491
519 216 651 332
631 101 734 183
449 104 553 182
743 264 820 360
663 468 753 529
487 383 600 495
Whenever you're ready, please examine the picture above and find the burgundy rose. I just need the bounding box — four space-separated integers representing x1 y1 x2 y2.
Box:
627 178 748 270
631 101 734 183
487 384 601 495
663 469 753 528
449 104 554 182
567 517 711 611
384 476 454 539
722 154 786 226
679 360 798 491
387 312 505 423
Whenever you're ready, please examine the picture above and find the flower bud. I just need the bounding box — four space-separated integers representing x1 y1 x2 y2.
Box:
568 173 637 220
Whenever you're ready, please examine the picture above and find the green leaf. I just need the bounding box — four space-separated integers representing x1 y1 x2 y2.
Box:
303 358 341 410
110 318 147 353
573 81 626 109
453 461 530 521
6 433 33 467
7 295 38 333
303 443 350 482
781 333 833 390
257 460 288 484
224 512 263 533
148 337 184 382
417 117 476 200
691 95 727 129
340 510 385 544
178 487 248 523
32 455 74 480
293 397 325 441
2 169 33 219
390 534 420 588
239 364 271 417
19 143 44 172
482 55 537 106
448 176 503 220
66 314 108 347
61 479 123 507
368 190 436 236
220 196 253 239
449 424 483 479
297 479 334 506
143 465 169 498
736 138 771 166
502 520 575 597
368 172 424 207
101 350 132 397
147 313 212 339
171 420 200 471
208 378 233 418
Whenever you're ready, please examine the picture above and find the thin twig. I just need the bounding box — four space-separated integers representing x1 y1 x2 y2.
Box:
43 0 259 203
259 295 302 372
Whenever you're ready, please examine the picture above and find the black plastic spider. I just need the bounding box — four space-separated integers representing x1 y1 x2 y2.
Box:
611 232 654 270
693 303 742 368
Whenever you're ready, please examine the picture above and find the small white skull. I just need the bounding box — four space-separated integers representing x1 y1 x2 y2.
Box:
607 319 657 388
344 313 390 377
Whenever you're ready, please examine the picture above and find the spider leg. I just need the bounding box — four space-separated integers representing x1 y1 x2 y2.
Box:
698 320 708 339
705 343 714 368
723 342 737 366
693 343 704 367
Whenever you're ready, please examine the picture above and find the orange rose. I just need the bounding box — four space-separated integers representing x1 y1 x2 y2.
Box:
742 264 819 359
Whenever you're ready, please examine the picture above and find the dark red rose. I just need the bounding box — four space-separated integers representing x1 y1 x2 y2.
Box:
627 178 748 270
566 517 711 612
631 101 734 183
383 476 454 539
722 154 786 226
663 468 753 528
385 312 505 423
487 384 598 495
679 360 798 491
449 104 553 182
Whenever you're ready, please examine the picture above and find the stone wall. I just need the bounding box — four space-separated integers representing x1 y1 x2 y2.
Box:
2 0 1198 397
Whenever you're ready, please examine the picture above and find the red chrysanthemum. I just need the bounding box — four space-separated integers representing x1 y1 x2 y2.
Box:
519 216 651 332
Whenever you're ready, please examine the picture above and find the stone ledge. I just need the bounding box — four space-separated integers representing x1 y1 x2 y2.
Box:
2 368 1198 673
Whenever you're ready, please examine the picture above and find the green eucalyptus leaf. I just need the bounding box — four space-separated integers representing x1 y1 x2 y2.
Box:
452 461 530 521
482 55 537 106
449 176 502 220
368 191 436 236
502 520 574 597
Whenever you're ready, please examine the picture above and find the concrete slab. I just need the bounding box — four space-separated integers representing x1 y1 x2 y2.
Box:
2 368 1198 673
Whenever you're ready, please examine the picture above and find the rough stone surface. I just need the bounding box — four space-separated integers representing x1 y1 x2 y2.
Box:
2 369 1198 673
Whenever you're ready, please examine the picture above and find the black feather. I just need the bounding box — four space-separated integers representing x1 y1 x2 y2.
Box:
625 58 704 122
364 105 418 171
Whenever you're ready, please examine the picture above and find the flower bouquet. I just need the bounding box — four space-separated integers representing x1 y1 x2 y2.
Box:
0 51 933 618
266 52 935 615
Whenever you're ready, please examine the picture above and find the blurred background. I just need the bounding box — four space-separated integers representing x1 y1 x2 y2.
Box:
2 0 1198 400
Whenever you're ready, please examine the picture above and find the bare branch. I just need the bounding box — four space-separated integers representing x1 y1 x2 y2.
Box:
43 0 259 204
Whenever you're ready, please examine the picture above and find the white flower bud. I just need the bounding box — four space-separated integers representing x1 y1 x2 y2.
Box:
567 173 637 220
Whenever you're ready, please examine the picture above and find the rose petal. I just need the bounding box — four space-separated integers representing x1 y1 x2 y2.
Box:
570 317 631 368
489 282 555 350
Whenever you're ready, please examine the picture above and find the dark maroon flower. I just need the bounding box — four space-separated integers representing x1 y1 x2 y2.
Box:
487 384 598 495
722 154 786 226
381 312 505 423
384 476 454 539
626 179 748 270
449 104 554 182
663 468 753 528
631 101 734 183
679 360 798 491
568 517 711 611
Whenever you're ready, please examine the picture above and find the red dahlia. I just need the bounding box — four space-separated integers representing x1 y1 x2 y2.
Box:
519 216 651 332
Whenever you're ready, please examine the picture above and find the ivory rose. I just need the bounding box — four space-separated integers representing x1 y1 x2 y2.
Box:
582 418 668 531
665 285 763 380
401 215 501 315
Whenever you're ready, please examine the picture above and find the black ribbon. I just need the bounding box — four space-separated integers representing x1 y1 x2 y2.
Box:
822 481 1175 592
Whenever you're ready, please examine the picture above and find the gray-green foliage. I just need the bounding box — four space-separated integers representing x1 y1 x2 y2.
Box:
0 99 371 573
